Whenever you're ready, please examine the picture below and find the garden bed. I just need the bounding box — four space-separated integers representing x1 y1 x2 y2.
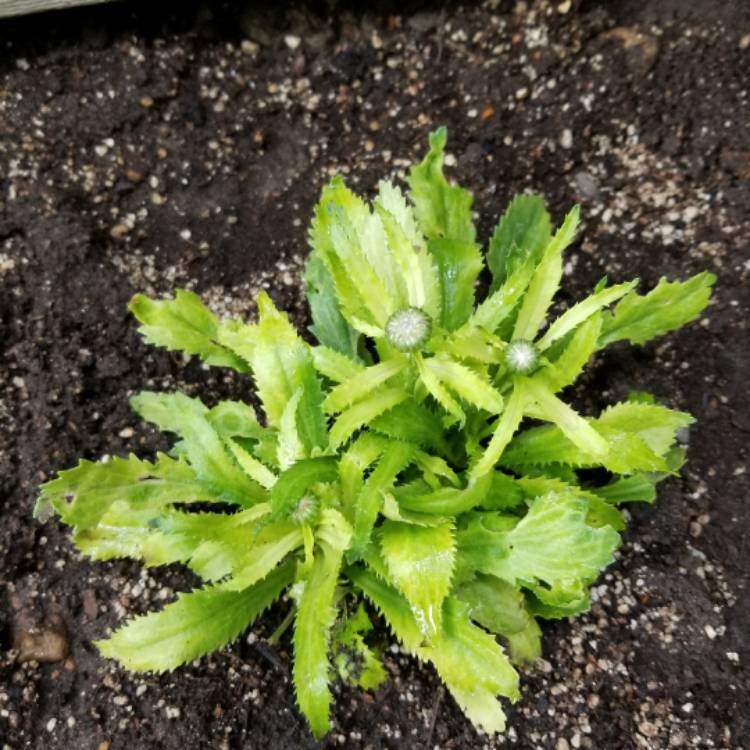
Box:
1 0 748 747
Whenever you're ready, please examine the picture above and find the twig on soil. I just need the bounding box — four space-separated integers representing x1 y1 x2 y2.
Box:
424 685 444 749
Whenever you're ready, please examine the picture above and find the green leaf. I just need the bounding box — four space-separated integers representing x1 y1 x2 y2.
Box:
422 354 504 414
599 271 716 346
332 603 387 690
536 280 637 351
487 194 551 289
424 598 519 734
305 252 362 358
374 182 441 318
350 568 519 734
539 314 602 392
349 440 415 560
130 391 265 506
225 292 328 455
380 520 455 638
36 453 223 529
456 574 541 664
329 387 410 449
96 561 294 672
427 238 483 331
129 290 248 371
309 177 396 328
524 377 609 459
396 473 492 516
407 127 475 244
269 457 339 518
370 399 449 456
470 379 528 479
312 345 364 383
207 401 264 440
593 474 657 504
512 206 580 342
324 356 407 414
480 492 619 587
293 538 346 739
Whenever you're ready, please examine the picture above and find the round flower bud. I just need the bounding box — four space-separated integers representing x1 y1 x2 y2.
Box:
290 495 320 526
384 307 432 352
505 340 538 374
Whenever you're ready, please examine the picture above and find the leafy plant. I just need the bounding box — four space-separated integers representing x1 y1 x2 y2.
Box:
36 128 715 737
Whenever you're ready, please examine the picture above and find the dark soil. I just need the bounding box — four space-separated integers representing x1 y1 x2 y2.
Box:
1 1 748 748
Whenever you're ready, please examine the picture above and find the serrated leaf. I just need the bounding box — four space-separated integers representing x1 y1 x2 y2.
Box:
374 182 441 317
130 391 265 506
396 473 492 516
311 344 364 383
380 520 455 638
427 237 484 331
470 380 528 479
349 567 519 733
524 378 608 459
96 561 294 672
479 492 620 587
349 440 416 561
305 251 362 358
309 177 395 328
293 539 346 739
536 280 637 351
512 206 580 342
593 474 657 504
324 356 407 414
370 399 449 456
599 271 716 346
407 127 476 245
487 194 551 289
456 574 542 664
207 401 264 440
224 292 328 455
423 354 504 414
36 453 223 529
129 290 248 371
329 387 410 449
539 314 602 392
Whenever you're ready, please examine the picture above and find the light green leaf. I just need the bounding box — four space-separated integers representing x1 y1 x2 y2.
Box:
129 290 248 371
536 280 637 351
456 574 542 664
332 603 387 690
207 401 264 440
96 561 294 672
407 127 475 244
130 391 265 506
593 474 657 504
396 473 492 516
415 353 464 423
349 440 416 561
539 314 602 392
524 378 608 459
226 438 277 489
380 520 455 638
329 387 410 449
512 206 580 342
324 356 407 414
370 399 449 456
311 344 364 383
470 380 528 479
293 539 345 739
481 492 619 587
599 271 716 346
423 598 519 734
277 388 305 470
225 292 328 455
423 354 504 414
487 194 551 289
309 177 396 328
36 453 219 529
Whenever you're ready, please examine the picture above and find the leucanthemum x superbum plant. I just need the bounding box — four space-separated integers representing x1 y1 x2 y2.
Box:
37 129 715 738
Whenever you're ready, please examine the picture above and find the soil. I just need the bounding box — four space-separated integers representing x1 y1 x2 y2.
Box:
1 1 748 748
